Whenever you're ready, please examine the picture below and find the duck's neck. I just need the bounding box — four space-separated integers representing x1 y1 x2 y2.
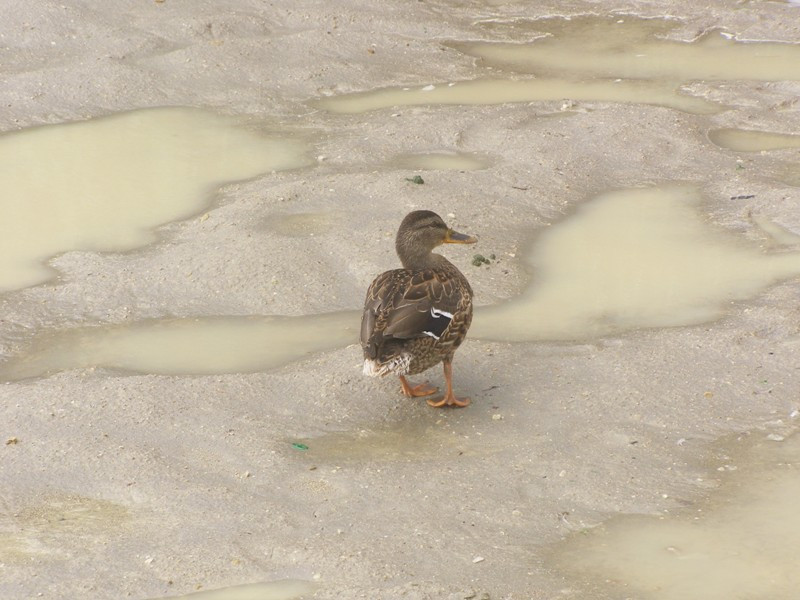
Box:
396 241 449 270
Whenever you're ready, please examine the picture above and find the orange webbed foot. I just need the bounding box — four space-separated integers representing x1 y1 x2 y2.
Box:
426 394 471 408
426 360 471 408
399 375 439 398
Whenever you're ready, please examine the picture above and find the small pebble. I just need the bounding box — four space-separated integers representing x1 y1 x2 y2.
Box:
767 433 785 442
472 556 485 564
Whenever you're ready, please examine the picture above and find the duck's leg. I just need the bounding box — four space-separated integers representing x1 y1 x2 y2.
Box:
427 360 470 407
399 375 438 397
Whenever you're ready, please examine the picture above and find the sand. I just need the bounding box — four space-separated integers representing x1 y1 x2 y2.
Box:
2 1 800 599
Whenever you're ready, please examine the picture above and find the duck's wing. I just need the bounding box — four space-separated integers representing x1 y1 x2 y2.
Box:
361 269 463 356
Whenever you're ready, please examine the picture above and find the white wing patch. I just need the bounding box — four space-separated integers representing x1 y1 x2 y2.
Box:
431 307 453 319
423 307 453 340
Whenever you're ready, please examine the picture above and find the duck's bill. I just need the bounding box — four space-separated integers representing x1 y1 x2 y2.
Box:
444 229 478 244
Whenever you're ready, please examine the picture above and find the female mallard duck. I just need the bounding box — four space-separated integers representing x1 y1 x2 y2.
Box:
361 210 477 407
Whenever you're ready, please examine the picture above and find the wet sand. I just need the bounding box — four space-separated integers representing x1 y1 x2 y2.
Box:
2 2 800 599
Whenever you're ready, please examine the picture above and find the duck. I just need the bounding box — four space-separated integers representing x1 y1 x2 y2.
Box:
361 210 477 407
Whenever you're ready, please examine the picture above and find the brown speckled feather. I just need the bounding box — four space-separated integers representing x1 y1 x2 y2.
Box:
361 258 473 376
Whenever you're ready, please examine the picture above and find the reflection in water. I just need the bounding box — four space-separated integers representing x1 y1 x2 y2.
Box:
0 107 311 292
552 433 800 600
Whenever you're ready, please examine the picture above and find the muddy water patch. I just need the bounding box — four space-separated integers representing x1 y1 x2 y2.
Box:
293 421 495 464
0 107 311 292
261 211 342 237
315 13 800 116
458 15 800 81
778 164 800 187
147 580 315 600
706 127 800 189
0 494 129 563
0 312 357 381
551 432 800 600
4 186 800 379
314 78 719 115
392 151 490 171
471 185 800 341
708 128 800 152
749 213 800 246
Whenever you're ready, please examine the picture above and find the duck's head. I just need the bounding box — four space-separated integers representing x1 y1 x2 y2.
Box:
395 210 477 268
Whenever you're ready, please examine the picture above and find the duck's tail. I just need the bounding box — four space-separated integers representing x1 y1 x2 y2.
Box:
362 354 411 377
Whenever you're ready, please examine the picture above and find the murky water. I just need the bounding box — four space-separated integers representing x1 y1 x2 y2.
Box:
313 77 718 115
552 433 800 600
708 127 800 189
0 495 129 563
293 420 497 463
708 128 800 152
261 211 341 237
316 15 800 116
147 580 315 600
471 185 800 341
0 312 356 381
458 15 800 81
0 107 311 292
392 151 490 171
3 186 800 380
779 165 800 187
749 213 800 246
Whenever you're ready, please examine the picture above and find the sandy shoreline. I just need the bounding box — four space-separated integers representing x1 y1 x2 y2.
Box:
2 1 800 599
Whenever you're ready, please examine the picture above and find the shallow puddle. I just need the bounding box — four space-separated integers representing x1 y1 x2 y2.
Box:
458 15 800 82
261 211 341 237
779 164 800 187
0 494 129 563
749 213 800 246
552 432 800 600
147 580 315 600
471 185 800 341
293 420 491 463
708 128 800 152
0 312 357 381
315 14 800 116
3 186 800 379
392 151 490 171
313 77 718 115
0 107 311 292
